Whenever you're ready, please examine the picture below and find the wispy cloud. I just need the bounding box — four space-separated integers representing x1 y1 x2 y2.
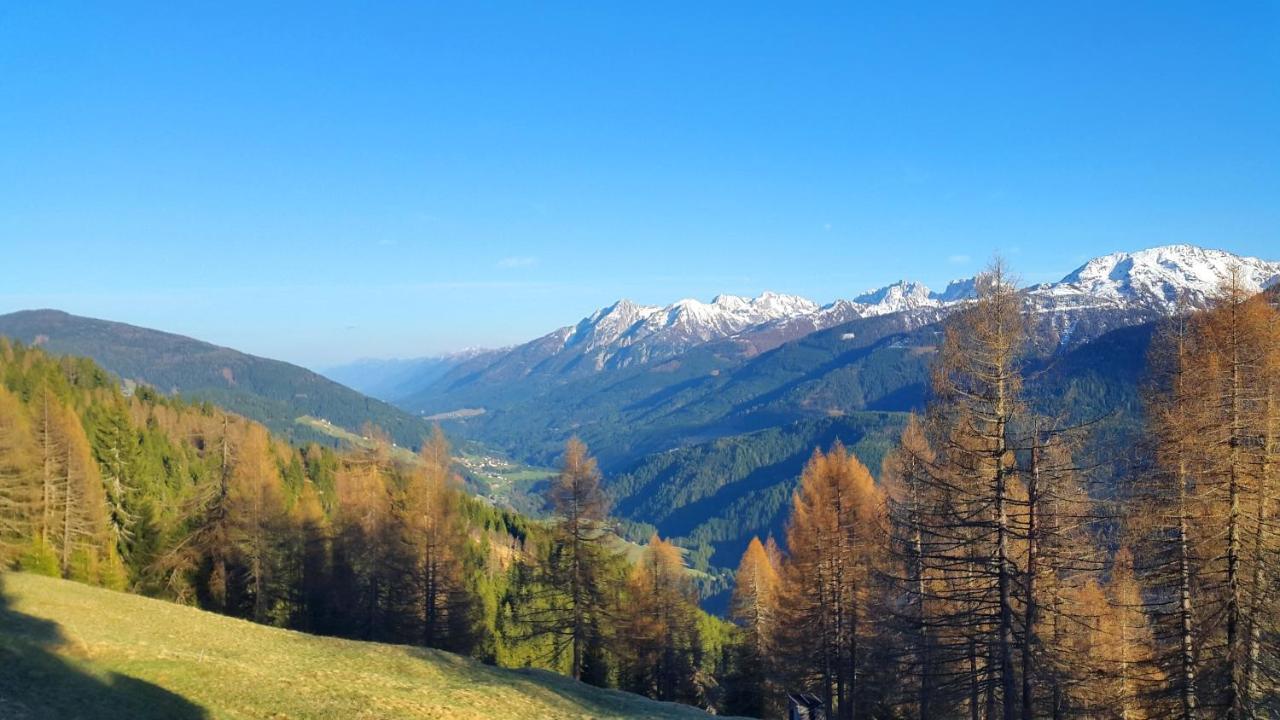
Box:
948 254 971 265
498 256 538 269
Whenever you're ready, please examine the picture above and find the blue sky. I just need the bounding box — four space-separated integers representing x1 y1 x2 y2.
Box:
2 3 1277 367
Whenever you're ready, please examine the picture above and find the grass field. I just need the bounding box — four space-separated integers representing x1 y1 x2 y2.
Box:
296 415 422 465
0 573 727 720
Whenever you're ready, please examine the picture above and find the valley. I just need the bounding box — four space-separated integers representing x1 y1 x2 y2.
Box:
329 245 1269 577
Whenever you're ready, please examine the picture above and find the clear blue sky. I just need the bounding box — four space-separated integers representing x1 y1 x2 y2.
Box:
2 3 1277 367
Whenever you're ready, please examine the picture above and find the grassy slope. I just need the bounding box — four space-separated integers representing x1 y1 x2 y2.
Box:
0 573 722 720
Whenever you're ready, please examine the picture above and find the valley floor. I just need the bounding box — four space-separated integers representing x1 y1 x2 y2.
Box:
0 572 723 720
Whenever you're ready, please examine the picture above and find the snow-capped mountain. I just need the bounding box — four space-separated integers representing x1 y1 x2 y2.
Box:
566 291 820 357
1018 245 1280 347
413 245 1278 392
550 282 975 371
1030 244 1280 312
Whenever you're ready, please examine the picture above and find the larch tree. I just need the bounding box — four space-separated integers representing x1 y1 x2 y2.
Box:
0 386 36 562
32 384 66 562
883 414 940 719
1016 423 1102 720
1059 549 1159 720
780 441 887 720
331 431 395 640
226 423 287 622
927 261 1028 720
54 400 108 579
513 437 621 682
726 535 783 718
1186 276 1277 718
290 478 330 633
1136 274 1280 719
1133 308 1206 719
1104 547 1161 720
398 426 471 652
620 534 702 703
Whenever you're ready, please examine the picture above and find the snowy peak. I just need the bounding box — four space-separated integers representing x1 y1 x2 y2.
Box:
855 280 929 305
748 291 821 318
1043 244 1280 311
853 281 940 315
933 278 978 303
530 244 1278 374
561 291 826 362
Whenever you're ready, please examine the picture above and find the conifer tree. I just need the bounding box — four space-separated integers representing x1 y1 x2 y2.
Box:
1132 309 1204 719
726 536 782 717
32 385 65 560
331 433 395 640
54 401 108 579
0 386 36 562
512 437 621 682
779 442 887 720
290 478 330 633
89 404 139 562
226 424 286 622
398 426 473 652
923 262 1028 720
883 415 939 719
620 535 703 702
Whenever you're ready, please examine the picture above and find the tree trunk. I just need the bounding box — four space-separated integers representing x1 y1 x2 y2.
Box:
910 476 933 720
1021 440 1040 720
969 638 980 720
995 369 1018 720
1178 459 1199 720
1226 322 1243 720
61 446 72 573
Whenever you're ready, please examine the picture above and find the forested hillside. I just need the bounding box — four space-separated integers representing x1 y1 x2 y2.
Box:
718 267 1280 719
384 250 1273 590
0 310 432 448
385 283 1170 591
0 340 740 714
527 316 1151 585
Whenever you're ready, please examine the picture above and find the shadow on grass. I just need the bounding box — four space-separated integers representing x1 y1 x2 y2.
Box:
0 574 208 720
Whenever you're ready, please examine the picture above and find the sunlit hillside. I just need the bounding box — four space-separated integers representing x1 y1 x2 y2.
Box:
0 573 728 720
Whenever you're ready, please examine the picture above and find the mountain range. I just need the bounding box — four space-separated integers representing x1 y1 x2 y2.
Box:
324 244 1280 592
343 244 1279 410
2 244 1277 601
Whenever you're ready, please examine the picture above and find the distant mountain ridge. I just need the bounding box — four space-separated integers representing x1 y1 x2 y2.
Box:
0 309 433 449
397 244 1278 409
320 348 494 403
